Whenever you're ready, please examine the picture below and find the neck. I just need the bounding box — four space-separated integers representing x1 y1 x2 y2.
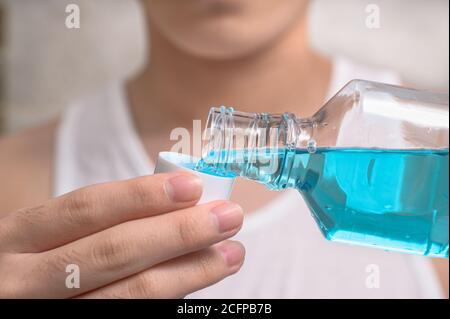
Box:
127 16 332 145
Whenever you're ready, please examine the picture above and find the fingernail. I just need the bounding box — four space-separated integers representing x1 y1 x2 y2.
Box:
217 241 245 268
166 173 203 202
211 202 243 233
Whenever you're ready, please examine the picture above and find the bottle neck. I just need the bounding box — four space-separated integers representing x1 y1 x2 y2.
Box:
198 106 315 178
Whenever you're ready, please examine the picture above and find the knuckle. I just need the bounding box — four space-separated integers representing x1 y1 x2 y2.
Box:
40 250 78 282
12 205 47 228
126 273 158 298
63 190 91 212
175 214 200 249
61 190 95 225
128 179 154 206
195 252 216 280
90 235 132 273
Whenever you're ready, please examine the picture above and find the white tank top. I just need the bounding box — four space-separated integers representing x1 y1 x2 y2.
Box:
54 57 444 298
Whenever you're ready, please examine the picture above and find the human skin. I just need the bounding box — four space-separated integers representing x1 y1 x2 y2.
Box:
0 172 246 298
0 0 448 297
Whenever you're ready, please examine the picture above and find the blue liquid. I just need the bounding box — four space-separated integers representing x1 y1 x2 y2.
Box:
197 148 449 257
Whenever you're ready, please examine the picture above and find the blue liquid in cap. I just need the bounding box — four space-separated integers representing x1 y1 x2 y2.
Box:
197 148 449 257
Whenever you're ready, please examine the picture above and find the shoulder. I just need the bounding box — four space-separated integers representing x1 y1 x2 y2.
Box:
0 121 57 215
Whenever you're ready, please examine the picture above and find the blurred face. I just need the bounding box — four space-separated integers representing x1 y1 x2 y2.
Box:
145 0 309 60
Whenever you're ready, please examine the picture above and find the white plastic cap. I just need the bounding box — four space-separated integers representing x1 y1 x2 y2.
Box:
154 152 235 204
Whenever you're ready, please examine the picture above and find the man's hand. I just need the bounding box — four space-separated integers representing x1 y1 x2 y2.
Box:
0 172 244 298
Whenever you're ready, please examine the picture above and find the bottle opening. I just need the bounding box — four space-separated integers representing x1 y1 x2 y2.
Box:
197 106 314 178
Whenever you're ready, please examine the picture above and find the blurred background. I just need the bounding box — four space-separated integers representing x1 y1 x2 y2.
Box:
0 0 448 134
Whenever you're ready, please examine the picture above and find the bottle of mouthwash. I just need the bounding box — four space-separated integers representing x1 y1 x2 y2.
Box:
196 80 449 258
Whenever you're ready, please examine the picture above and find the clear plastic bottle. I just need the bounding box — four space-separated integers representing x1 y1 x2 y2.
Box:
196 80 449 258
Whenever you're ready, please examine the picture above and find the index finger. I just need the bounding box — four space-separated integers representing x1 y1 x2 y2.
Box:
0 171 202 253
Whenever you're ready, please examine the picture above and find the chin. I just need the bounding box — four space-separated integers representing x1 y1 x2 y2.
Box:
173 35 266 60
145 0 307 60
162 21 287 60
